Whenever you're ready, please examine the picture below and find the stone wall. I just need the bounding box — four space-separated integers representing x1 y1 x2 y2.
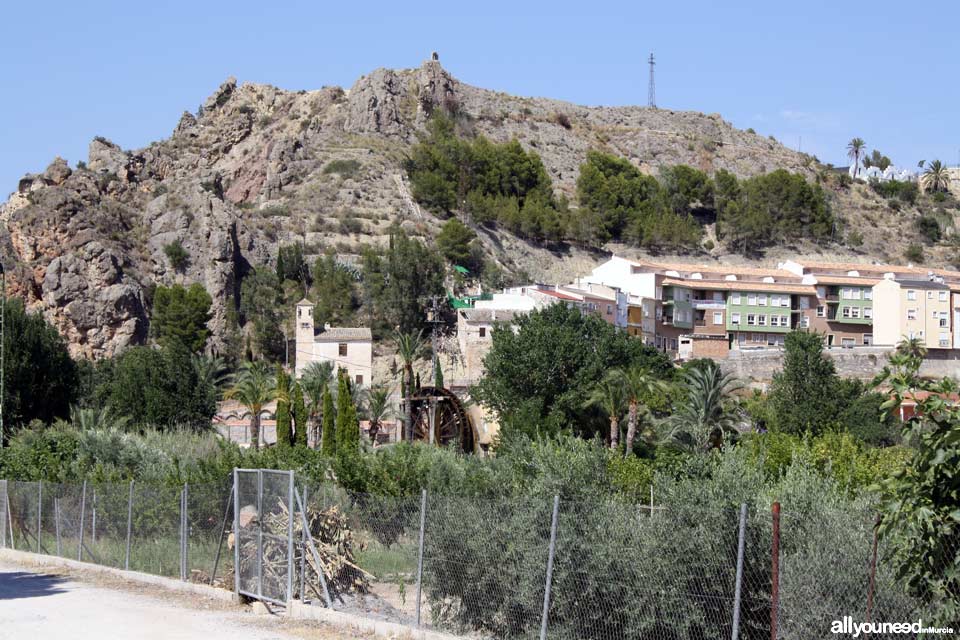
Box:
721 347 960 387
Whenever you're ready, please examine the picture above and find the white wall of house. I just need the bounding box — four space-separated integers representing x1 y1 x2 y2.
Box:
871 279 900 346
294 301 373 385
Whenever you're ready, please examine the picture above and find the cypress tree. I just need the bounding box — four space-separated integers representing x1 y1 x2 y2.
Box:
335 371 360 454
292 380 308 447
321 386 336 456
275 367 293 446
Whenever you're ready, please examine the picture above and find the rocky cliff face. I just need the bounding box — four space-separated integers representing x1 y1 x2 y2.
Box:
0 59 824 359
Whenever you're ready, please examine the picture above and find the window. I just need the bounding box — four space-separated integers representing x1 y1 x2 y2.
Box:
731 293 741 305
731 312 741 324
907 290 917 301
782 296 791 307
940 312 949 328
851 307 861 319
927 291 934 300
768 334 785 346
940 291 949 302
713 312 723 325
864 307 872 319
907 309 917 321
863 334 872 346
298 308 302 318
781 315 790 326
817 305 826 317
941 332 951 347
300 322 310 329
748 294 757 305
747 314 756 326
770 316 779 327
864 289 873 300
479 327 486 338
338 343 348 356
816 286 826 298
758 315 767 326
842 307 851 319
842 288 852 300
606 304 613 314
841 338 856 347
355 374 363 385
758 294 767 306
800 316 810 328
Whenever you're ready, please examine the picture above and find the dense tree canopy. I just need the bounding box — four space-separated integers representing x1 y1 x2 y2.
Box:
151 283 212 353
473 303 674 437
2 297 78 432
93 346 217 430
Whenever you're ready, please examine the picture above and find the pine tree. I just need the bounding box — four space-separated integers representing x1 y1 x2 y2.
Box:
320 386 336 456
292 380 308 447
335 371 360 454
275 367 293 446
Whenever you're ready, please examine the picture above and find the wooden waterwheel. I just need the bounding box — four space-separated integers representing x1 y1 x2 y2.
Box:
404 386 476 453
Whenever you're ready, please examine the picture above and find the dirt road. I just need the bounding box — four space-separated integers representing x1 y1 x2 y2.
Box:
0 562 365 640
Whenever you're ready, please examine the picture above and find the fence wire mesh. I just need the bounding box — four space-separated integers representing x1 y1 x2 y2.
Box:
2 476 957 639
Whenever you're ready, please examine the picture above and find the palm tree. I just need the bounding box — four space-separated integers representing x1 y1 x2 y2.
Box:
847 138 866 176
225 361 276 450
70 405 131 431
666 361 743 450
395 329 426 442
366 384 393 445
921 160 951 193
613 365 667 457
300 361 334 447
192 354 230 396
585 375 627 450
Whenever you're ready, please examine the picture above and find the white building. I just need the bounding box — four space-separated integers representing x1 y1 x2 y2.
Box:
294 299 373 386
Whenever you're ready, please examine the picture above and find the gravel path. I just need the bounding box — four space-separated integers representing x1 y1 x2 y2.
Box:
0 561 367 640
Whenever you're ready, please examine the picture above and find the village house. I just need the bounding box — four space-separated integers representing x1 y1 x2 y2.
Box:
294 299 373 386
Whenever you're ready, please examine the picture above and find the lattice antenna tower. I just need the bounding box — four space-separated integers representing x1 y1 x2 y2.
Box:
647 53 656 109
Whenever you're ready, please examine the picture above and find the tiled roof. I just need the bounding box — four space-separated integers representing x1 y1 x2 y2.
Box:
811 275 881 286
315 327 372 341
627 258 796 279
800 260 960 279
535 289 582 301
660 278 817 295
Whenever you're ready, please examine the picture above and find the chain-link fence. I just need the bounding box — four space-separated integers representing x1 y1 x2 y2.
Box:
0 475 953 638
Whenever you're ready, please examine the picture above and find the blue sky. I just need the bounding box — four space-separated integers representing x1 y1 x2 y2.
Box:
1 1 957 194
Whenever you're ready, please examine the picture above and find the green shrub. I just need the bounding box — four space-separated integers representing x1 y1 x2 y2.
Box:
163 241 190 270
322 159 362 178
904 243 925 263
915 215 942 243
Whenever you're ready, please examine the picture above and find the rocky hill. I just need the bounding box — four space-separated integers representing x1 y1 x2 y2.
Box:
0 58 948 358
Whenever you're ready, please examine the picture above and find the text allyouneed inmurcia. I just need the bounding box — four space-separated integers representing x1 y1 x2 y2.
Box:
832 616 954 637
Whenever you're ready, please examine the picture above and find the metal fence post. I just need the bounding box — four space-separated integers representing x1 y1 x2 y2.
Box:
0 479 6 549
233 470 241 596
770 502 781 640
125 480 134 571
299 485 307 600
91 489 97 545
180 483 189 582
210 483 234 586
731 503 748 640
286 472 294 604
54 497 61 556
78 480 87 561
865 514 880 624
539 495 561 640
415 489 427 627
36 481 42 554
5 483 13 550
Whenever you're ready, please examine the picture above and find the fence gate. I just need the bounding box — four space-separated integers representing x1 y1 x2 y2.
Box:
233 469 295 605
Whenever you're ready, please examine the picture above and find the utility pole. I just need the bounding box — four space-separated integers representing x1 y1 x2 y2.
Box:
647 53 657 109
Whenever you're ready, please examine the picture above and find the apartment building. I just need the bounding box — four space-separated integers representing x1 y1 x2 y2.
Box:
581 256 960 360
873 278 953 349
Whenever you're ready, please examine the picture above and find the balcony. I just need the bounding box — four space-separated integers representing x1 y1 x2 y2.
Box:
691 298 726 309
